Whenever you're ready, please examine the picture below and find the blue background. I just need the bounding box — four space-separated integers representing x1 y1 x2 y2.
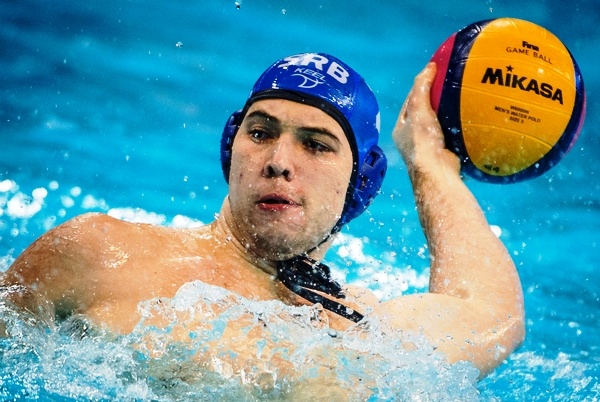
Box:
1 0 598 399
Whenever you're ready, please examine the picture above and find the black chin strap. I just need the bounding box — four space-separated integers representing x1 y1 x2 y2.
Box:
276 256 364 323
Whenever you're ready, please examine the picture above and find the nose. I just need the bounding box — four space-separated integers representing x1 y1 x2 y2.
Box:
263 137 295 181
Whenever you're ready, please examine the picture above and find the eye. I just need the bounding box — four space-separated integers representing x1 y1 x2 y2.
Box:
304 138 332 153
248 128 273 142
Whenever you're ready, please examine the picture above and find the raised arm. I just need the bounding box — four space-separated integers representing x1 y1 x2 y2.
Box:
379 63 525 376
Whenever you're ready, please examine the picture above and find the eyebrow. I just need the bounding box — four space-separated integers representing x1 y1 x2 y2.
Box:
244 109 343 144
245 110 281 126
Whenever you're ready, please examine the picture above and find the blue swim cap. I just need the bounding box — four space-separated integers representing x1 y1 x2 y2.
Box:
221 52 387 230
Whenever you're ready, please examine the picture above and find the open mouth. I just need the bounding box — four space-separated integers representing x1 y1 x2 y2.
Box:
261 197 291 204
257 194 300 208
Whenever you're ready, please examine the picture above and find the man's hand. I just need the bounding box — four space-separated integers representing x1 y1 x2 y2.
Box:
392 62 460 179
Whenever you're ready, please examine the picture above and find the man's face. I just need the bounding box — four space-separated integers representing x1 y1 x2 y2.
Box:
227 98 353 260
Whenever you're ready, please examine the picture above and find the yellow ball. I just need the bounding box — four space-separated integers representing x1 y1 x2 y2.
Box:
430 18 586 183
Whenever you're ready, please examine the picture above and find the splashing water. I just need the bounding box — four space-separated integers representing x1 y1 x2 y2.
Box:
0 280 481 401
3 178 599 400
0 180 484 400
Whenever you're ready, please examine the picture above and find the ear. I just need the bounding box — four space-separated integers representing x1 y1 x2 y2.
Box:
340 145 387 226
220 110 243 183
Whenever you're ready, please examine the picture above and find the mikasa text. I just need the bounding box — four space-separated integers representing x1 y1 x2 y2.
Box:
481 67 564 105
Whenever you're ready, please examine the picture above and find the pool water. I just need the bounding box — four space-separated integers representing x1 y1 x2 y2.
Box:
1 0 599 400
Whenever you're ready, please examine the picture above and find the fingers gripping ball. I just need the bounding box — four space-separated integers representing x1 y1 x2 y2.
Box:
430 18 586 183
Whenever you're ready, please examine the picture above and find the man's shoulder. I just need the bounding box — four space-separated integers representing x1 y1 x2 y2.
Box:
53 213 212 258
57 212 135 233
53 212 170 243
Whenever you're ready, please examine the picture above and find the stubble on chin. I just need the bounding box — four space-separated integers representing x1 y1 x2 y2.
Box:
228 200 336 261
245 226 312 261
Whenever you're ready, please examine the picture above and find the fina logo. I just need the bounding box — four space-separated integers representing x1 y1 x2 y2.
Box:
278 54 350 89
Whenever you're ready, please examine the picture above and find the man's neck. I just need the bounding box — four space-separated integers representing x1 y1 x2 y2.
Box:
211 197 336 275
210 199 279 277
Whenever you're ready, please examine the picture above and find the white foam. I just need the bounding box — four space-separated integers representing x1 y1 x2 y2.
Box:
107 207 166 225
5 192 45 219
70 186 82 197
490 224 502 237
81 194 109 210
170 214 204 228
61 196 75 208
332 232 430 299
31 187 48 200
128 279 480 400
0 179 18 193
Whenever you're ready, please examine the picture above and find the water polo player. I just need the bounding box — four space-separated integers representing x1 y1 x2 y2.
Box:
1 53 524 381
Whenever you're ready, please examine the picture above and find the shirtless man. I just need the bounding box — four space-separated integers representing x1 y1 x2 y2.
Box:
1 53 524 379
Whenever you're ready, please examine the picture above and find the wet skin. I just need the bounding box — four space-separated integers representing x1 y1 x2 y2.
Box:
1 64 525 381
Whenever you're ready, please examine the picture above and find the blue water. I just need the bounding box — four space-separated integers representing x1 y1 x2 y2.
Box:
1 0 599 400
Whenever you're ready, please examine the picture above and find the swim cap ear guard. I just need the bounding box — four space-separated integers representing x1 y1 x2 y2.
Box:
220 52 387 230
220 109 241 180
